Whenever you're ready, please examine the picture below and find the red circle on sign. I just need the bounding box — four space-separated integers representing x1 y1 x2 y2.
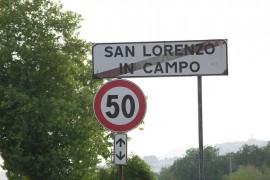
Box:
94 79 146 132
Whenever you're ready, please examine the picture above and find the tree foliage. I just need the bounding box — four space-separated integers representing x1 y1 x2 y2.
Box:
222 165 270 180
159 142 270 180
234 144 267 168
0 0 110 179
124 155 156 180
159 146 229 180
97 155 156 180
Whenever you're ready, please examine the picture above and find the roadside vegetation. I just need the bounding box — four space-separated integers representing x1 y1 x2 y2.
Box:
159 142 270 179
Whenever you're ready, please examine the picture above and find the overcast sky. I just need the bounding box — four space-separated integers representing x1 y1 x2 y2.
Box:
62 0 270 158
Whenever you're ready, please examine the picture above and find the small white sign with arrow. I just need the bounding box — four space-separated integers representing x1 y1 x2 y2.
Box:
114 133 127 165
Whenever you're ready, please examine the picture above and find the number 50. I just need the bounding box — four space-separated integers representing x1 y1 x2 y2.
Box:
106 95 135 119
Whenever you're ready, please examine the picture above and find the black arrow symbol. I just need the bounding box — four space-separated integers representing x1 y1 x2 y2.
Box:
116 138 125 147
116 151 126 160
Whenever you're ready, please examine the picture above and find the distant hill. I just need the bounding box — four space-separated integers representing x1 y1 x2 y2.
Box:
144 139 269 173
215 138 268 155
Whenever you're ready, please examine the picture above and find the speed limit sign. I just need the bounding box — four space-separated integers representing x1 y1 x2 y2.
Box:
93 79 146 132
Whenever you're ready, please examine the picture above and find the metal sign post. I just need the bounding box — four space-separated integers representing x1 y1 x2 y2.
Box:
118 165 124 180
197 76 204 180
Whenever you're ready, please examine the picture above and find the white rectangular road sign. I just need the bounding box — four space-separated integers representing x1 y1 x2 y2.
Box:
114 133 127 165
92 39 228 78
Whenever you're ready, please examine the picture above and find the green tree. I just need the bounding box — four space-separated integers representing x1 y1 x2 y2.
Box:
234 144 266 168
96 168 115 180
172 147 199 180
158 166 174 180
0 0 110 179
222 165 270 180
263 142 270 167
204 146 229 179
158 146 229 180
124 155 156 180
97 155 156 180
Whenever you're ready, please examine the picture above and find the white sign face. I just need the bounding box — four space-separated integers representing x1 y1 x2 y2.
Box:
114 133 127 165
92 39 228 78
100 87 139 125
